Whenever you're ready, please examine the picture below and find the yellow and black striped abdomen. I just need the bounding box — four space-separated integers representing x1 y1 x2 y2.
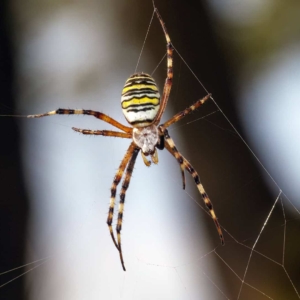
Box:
121 73 160 127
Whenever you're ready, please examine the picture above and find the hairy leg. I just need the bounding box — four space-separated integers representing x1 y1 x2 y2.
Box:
107 142 137 251
163 128 224 245
162 94 211 129
28 108 132 133
116 147 140 271
72 127 132 138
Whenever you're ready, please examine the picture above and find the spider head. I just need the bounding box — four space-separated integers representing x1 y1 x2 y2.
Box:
121 73 161 128
132 125 159 155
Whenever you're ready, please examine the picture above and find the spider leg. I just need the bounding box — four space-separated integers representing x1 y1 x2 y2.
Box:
165 141 186 189
163 128 224 245
152 7 174 125
28 108 132 133
163 94 211 129
159 93 211 189
107 142 137 251
116 147 140 271
72 127 132 138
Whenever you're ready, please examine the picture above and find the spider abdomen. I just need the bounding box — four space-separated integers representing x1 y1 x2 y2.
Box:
121 73 160 127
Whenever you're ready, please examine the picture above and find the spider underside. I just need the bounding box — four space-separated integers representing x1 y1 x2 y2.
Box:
27 5 224 271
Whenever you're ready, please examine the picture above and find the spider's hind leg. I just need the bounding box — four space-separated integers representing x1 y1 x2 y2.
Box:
116 146 140 271
163 128 224 245
107 142 136 251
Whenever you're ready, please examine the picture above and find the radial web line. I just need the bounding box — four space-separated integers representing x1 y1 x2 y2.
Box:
172 45 210 94
0 261 48 289
151 53 167 76
0 256 50 276
202 117 238 137
168 110 220 132
281 200 300 298
134 9 155 73
200 269 231 300
284 268 300 298
237 190 282 299
0 189 98 291
281 198 286 266
0 114 28 117
243 283 274 300
214 251 274 300
211 98 282 191
214 251 242 281
174 268 192 300
220 228 282 266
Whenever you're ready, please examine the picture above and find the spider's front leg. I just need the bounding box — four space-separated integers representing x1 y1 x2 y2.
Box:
27 108 132 133
162 94 211 129
72 127 132 138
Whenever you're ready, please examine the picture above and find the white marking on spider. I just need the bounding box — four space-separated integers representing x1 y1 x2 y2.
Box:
132 125 159 154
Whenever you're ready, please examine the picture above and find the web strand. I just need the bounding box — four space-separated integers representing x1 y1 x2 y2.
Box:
237 190 282 299
134 9 155 73
0 260 48 289
151 53 167 76
281 198 286 266
0 256 50 276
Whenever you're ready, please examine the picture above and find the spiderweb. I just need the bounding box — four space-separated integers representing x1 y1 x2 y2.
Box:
0 1 299 299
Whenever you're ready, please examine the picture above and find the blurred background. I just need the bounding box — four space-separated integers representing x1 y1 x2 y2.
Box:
0 0 300 299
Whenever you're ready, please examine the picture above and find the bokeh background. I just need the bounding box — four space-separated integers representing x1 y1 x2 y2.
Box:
1 0 300 299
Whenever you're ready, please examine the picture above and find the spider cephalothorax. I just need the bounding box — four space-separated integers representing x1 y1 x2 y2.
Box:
27 5 224 272
132 125 159 154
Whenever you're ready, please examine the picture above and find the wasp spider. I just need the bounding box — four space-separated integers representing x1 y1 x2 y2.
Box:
27 6 224 271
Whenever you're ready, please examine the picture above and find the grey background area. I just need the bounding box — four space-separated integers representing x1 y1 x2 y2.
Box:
0 0 300 299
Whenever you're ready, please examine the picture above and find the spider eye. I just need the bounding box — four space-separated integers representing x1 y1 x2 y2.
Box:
121 73 160 127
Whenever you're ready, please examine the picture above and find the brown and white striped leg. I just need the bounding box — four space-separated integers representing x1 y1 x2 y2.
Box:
165 141 186 189
163 128 224 245
116 146 140 271
162 94 211 128
72 127 132 138
107 142 137 251
28 108 132 133
152 7 174 125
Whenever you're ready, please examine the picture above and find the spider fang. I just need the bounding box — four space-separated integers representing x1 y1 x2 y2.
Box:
132 125 159 154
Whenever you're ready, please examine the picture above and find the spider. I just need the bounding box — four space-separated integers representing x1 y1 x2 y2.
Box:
27 6 224 271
